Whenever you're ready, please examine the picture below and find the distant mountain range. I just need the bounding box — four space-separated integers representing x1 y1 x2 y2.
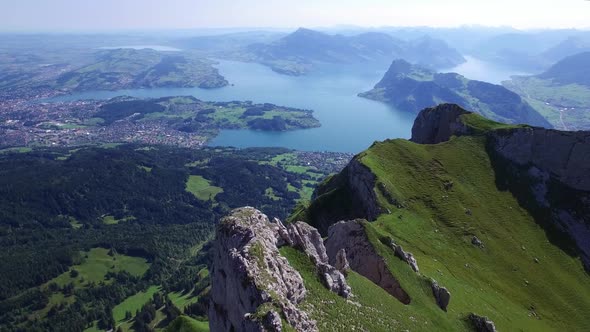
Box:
360 59 551 127
54 48 228 91
244 28 465 75
537 51 590 86
471 31 590 71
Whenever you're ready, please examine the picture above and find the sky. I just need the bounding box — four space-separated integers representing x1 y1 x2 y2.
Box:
1 0 589 32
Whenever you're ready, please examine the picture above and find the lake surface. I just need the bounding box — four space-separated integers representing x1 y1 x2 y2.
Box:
444 55 533 84
52 60 415 153
98 45 182 52
51 57 528 153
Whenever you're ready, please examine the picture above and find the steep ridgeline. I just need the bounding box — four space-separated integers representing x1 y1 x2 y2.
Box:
282 104 590 331
244 28 465 75
360 59 551 127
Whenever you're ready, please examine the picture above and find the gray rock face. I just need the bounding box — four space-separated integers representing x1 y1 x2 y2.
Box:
490 127 590 192
489 128 590 270
277 220 352 299
209 207 317 332
468 313 497 332
394 244 420 273
346 159 382 221
306 158 382 235
411 104 472 144
431 280 451 311
278 220 329 263
334 249 350 274
471 236 484 248
326 220 411 304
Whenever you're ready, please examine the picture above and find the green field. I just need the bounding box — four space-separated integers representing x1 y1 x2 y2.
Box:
0 147 33 154
47 248 150 289
169 291 200 310
102 215 137 225
114 285 161 324
185 175 224 201
165 316 209 332
83 321 102 332
504 77 590 130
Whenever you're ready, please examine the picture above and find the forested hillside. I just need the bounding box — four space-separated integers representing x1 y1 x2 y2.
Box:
0 144 349 331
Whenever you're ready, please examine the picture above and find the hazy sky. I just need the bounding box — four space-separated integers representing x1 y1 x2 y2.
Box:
1 0 589 31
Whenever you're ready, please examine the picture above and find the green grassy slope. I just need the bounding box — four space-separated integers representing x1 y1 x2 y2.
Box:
46 248 149 289
113 286 161 324
351 135 590 331
280 246 468 331
186 175 224 201
165 316 209 332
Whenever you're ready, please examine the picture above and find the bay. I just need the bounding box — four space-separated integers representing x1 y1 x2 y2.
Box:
50 57 528 153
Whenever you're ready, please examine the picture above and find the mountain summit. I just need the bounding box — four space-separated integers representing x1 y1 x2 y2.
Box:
245 28 465 75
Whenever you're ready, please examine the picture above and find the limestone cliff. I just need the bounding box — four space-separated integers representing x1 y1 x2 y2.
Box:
303 159 382 235
325 220 411 304
410 103 472 144
209 207 350 332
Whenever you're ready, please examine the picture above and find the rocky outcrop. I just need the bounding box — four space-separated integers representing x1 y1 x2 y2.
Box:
276 220 352 298
411 103 472 144
431 280 451 311
488 127 590 270
489 127 590 192
393 243 420 273
306 158 382 235
209 207 316 332
334 249 350 274
210 208 354 332
468 313 497 332
325 220 411 304
346 159 382 221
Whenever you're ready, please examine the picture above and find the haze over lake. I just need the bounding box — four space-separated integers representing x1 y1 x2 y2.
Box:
444 56 534 84
51 57 527 153
97 45 182 52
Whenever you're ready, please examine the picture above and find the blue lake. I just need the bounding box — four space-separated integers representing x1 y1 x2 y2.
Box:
50 57 526 153
443 55 533 84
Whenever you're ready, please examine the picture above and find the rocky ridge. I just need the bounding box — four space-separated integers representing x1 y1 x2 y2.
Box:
412 104 590 270
209 207 351 332
209 207 450 331
209 103 590 331
209 207 315 332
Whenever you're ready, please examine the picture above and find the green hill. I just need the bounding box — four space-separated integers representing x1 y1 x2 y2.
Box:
241 28 465 75
246 104 590 331
538 51 590 86
55 48 228 91
360 59 551 128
